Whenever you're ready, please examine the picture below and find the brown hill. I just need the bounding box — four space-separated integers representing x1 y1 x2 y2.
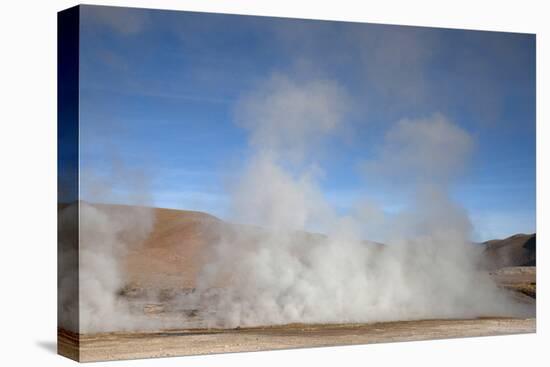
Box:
75 203 535 290
483 233 536 270
123 206 222 290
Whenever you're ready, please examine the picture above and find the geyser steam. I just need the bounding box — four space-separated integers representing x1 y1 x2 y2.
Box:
76 165 159 333
192 73 529 328
68 73 530 333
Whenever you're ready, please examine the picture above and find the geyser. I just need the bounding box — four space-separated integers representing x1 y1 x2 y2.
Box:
190 73 530 328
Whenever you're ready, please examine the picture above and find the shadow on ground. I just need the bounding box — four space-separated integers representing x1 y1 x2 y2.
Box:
36 340 57 354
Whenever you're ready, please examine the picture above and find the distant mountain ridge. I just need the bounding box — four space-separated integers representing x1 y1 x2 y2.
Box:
63 203 536 290
482 233 536 270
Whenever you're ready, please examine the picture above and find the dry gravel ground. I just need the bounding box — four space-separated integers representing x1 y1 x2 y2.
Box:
59 318 535 362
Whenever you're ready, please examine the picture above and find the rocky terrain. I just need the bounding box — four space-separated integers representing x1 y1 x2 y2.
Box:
483 233 536 269
481 233 536 300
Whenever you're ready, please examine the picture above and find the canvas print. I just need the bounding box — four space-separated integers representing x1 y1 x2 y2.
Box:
57 5 536 362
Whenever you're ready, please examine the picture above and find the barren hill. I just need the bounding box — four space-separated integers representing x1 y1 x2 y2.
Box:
73 203 535 292
483 233 536 270
123 206 222 290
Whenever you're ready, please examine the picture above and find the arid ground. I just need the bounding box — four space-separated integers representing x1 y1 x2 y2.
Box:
60 317 535 362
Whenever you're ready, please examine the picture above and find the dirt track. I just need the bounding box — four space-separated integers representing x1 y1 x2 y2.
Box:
59 318 535 362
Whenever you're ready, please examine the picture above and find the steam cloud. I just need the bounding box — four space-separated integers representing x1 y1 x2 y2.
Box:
79 202 155 331
190 73 530 328
63 72 531 333
59 165 161 333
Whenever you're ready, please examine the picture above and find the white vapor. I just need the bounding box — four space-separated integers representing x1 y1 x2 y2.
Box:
363 113 475 185
190 74 530 328
65 73 531 333
76 164 159 333
78 202 155 332
235 73 350 162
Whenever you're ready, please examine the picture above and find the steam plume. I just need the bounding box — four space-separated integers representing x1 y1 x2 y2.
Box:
77 164 158 333
66 73 531 333
191 73 529 328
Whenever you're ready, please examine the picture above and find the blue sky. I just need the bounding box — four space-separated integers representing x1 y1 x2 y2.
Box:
78 5 535 241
